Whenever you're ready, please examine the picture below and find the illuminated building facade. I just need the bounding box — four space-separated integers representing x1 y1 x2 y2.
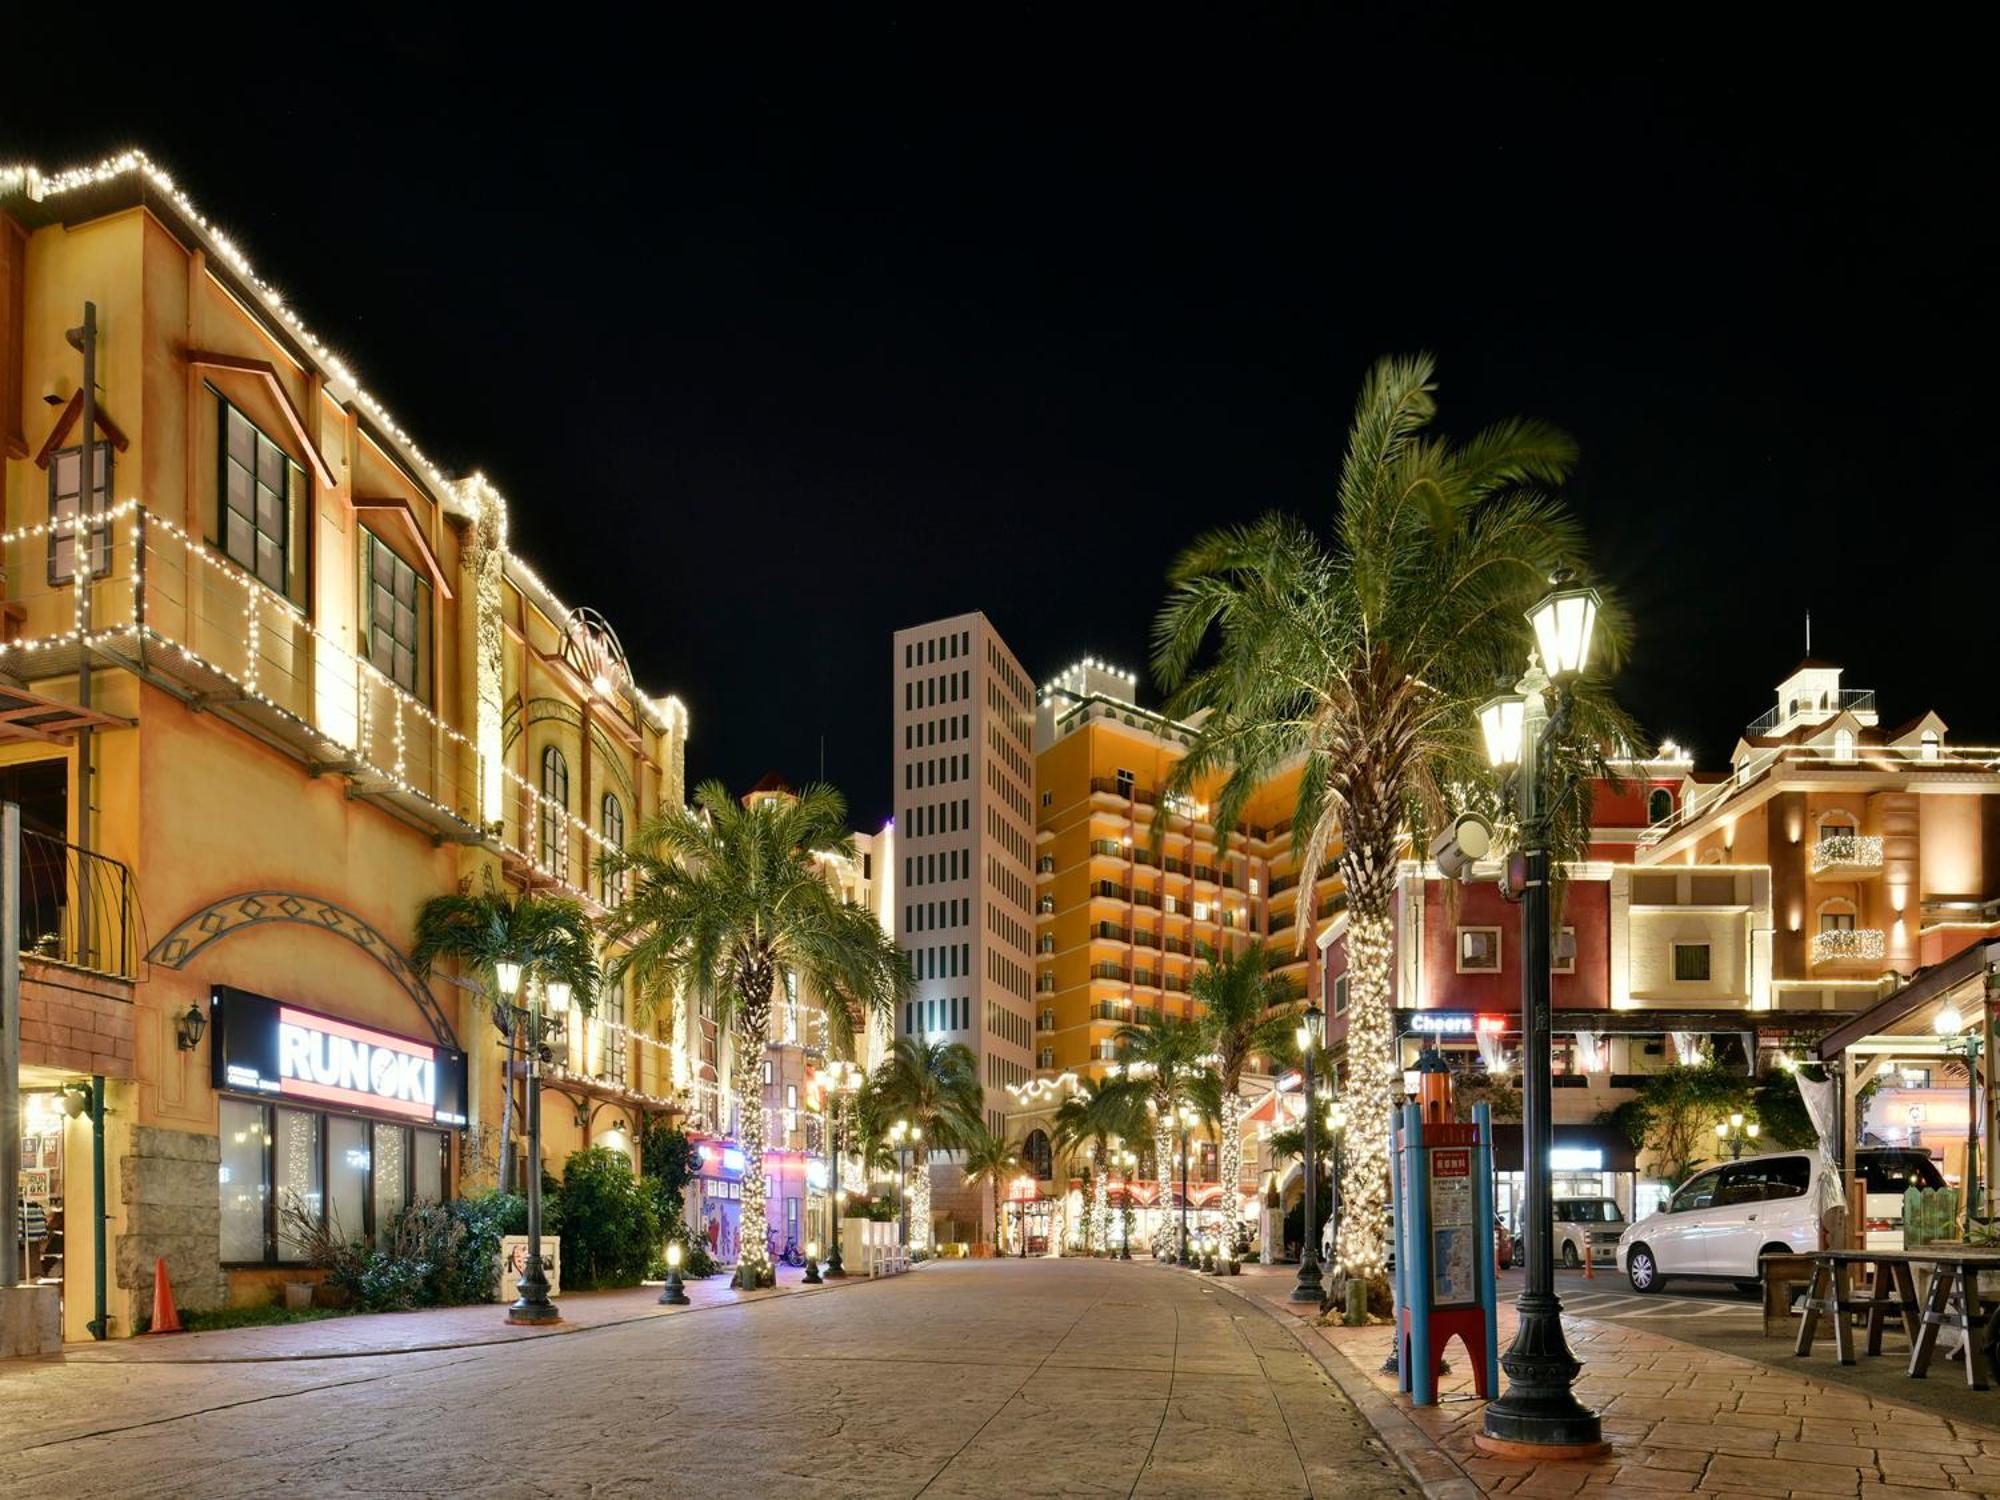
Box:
2 154 691 1337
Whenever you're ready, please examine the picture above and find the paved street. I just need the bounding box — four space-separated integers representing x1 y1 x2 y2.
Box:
0 1259 1413 1500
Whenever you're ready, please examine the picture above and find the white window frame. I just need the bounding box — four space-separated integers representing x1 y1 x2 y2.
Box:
1456 927 1502 973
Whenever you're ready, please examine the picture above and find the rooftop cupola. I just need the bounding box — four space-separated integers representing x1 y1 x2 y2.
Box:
1747 659 1878 740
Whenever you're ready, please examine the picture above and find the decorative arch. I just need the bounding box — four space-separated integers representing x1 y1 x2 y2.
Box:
1816 896 1859 932
146 890 457 1048
500 696 636 805
1646 787 1675 824
1024 1128 1054 1180
1816 808 1859 834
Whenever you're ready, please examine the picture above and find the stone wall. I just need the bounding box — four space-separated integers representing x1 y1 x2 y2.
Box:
18 961 135 1078
118 1124 228 1327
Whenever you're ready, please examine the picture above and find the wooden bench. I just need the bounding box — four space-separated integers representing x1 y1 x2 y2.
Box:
1794 1251 1920 1365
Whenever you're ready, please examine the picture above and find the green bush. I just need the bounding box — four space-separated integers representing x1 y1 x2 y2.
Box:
556 1147 659 1290
640 1125 699 1238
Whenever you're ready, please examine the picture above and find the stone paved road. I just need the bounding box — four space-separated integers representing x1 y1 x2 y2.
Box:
0 1259 1415 1499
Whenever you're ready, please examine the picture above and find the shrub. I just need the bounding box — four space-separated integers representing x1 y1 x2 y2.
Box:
556 1148 659 1290
640 1125 699 1238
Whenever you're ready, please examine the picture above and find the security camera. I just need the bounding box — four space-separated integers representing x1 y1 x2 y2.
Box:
1430 812 1494 881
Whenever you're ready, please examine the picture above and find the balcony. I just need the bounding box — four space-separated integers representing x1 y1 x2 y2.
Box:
20 829 137 981
2 504 613 909
1811 928 1886 965
1747 689 1876 740
1811 834 1885 877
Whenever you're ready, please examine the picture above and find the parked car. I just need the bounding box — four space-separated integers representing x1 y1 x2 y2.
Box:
1552 1198 1625 1268
1855 1148 1946 1250
1617 1151 1822 1293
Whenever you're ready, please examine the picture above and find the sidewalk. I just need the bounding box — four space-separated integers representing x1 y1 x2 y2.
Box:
55 1260 898 1364
1211 1261 2000 1499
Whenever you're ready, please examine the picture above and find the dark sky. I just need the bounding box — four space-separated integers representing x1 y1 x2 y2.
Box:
10 12 1993 827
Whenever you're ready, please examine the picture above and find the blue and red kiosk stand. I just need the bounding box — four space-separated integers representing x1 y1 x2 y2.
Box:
1390 1098 1501 1405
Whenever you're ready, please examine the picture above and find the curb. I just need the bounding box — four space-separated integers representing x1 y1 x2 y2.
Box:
1204 1271 1483 1500
56 1261 915 1367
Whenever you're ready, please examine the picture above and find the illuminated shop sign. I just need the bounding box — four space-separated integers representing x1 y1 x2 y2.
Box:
1549 1148 1605 1171
210 986 468 1127
1410 1012 1508 1037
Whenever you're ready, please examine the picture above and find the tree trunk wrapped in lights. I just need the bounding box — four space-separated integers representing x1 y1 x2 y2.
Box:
1218 1092 1246 1235
1153 1122 1176 1256
1091 1164 1111 1252
908 1140 933 1251
734 968 774 1283
1332 906 1396 1279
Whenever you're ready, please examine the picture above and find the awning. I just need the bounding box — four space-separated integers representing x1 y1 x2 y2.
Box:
0 683 128 745
1487 1123 1636 1174
1815 940 2000 1062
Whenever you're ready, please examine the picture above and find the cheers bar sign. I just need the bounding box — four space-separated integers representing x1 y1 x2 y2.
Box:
211 986 468 1127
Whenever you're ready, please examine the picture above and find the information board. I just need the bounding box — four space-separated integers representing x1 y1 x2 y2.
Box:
1429 1148 1475 1305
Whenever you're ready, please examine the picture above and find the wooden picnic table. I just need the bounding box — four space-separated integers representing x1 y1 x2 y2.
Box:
1793 1247 2000 1389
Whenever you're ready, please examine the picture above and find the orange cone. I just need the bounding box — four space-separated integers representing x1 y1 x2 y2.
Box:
1583 1242 1594 1280
148 1257 182 1334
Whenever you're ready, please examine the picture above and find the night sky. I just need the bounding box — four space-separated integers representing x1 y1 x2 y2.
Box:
10 13 1992 827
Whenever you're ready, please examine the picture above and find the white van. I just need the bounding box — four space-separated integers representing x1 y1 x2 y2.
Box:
1617 1152 1823 1293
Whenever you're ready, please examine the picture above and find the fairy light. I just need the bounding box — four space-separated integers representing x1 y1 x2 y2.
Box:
1332 911 1395 1280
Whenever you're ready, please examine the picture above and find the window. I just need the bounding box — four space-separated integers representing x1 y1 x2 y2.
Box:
1646 787 1674 824
1921 730 1941 762
1668 1166 1723 1214
47 441 112 584
1552 927 1577 975
1333 973 1349 1016
221 1100 448 1264
1673 943 1712 982
1024 1129 1053 1179
1832 728 1856 761
762 1058 774 1086
600 794 625 905
1457 928 1501 973
1116 769 1134 799
1038 1047 1055 1068
602 979 627 1081
219 395 298 595
539 746 570 878
361 530 428 696
1719 1157 1809 1203
219 1098 271 1263
1820 907 1856 933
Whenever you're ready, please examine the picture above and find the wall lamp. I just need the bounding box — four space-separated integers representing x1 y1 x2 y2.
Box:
175 1002 208 1052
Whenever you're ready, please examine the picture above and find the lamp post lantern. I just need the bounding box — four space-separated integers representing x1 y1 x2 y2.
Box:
1716 1113 1759 1161
1478 580 1606 1453
1934 1003 1982 1233
509 973 567 1326
1291 1002 1327 1303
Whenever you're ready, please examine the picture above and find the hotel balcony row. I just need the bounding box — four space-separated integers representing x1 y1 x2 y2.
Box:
1 505 621 910
1810 833 1885 877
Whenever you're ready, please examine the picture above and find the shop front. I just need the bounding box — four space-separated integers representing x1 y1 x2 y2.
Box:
1486 1124 1639 1234
692 1136 745 1265
208 986 467 1288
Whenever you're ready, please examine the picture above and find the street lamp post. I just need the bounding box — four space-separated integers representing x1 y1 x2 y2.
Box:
1292 1002 1326 1303
1177 1105 1197 1267
509 971 568 1326
1116 1147 1137 1259
1715 1114 1760 1161
825 1061 861 1278
1477 580 1606 1453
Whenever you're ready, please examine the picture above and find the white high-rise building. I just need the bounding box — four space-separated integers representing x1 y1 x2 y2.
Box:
892 612 1037 1241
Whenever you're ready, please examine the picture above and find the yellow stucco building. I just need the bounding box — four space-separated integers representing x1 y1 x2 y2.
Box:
2 154 693 1339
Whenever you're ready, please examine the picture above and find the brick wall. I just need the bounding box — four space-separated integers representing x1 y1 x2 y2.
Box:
17 961 136 1077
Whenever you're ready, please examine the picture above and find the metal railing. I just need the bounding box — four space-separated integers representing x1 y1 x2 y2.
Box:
1810 928 1885 964
18 828 137 980
1746 689 1877 741
1811 834 1884 874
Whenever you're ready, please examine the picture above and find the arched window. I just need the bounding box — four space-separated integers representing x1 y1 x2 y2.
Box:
539 746 570 878
1921 729 1941 762
1647 788 1675 824
1832 728 1856 762
600 794 625 905
602 977 627 1082
1818 899 1857 934
1024 1128 1053 1180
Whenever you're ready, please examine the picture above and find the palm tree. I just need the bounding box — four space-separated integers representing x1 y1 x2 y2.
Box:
1154 353 1631 1281
411 878 599 1191
863 1036 983 1252
1192 941 1300 1243
1112 1014 1209 1256
600 780 909 1287
959 1125 1021 1252
1052 1076 1149 1254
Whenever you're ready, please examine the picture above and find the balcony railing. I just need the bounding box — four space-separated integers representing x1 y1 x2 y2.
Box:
19 829 137 981
1811 928 1885 965
2 504 617 911
1811 834 1885 875
1747 689 1877 740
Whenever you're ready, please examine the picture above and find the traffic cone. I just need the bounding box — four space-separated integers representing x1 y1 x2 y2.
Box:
148 1257 182 1334
1583 1242 1595 1280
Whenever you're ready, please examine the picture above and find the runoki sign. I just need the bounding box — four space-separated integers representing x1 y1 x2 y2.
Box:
209 986 469 1127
